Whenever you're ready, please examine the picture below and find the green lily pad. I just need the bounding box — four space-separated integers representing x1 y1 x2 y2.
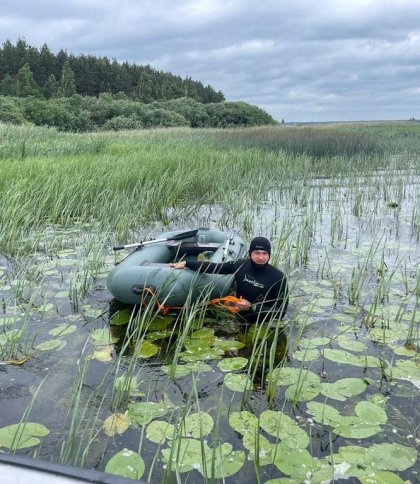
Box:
323 349 381 368
260 410 310 450
243 431 276 465
201 443 245 479
363 443 417 471
179 348 224 362
306 401 342 426
162 438 209 473
336 337 366 352
0 422 49 450
91 328 119 346
114 375 143 396
228 411 259 435
299 337 330 348
128 401 173 427
268 366 320 388
48 324 77 337
146 420 175 443
273 448 314 479
368 327 406 344
211 339 245 351
82 305 103 318
146 330 173 341
109 309 133 326
190 328 215 342
105 448 145 479
181 412 214 438
395 359 420 379
162 361 213 378
359 470 405 483
355 401 388 425
224 373 252 392
320 378 368 401
285 379 321 402
148 315 174 330
292 348 320 361
138 340 159 358
35 339 67 351
333 416 381 439
218 357 248 371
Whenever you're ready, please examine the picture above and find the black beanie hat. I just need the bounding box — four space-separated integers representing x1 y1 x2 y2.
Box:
249 236 271 257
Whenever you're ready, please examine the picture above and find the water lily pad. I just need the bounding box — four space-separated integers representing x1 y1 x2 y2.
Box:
113 375 144 396
0 422 49 450
146 330 173 341
202 443 245 479
273 448 314 479
292 348 320 361
162 438 209 473
306 401 341 426
285 379 321 402
103 413 130 436
48 324 77 337
355 401 387 425
336 337 366 352
138 340 159 358
268 366 320 388
109 309 133 326
368 327 406 344
179 347 224 362
228 411 259 435
146 420 175 443
91 328 119 346
260 411 310 450
299 337 330 348
224 373 252 392
320 378 368 401
105 448 145 479
218 357 248 371
333 416 381 439
82 305 103 318
162 361 213 378
35 339 67 351
359 470 405 483
190 327 215 342
323 349 381 367
181 412 214 438
243 431 276 465
91 346 113 362
148 315 173 330
128 401 173 427
212 339 245 351
395 359 420 380
363 443 417 471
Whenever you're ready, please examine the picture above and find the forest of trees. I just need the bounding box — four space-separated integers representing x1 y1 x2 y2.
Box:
0 39 277 131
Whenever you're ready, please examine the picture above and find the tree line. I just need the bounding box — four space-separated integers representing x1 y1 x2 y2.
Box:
0 39 224 103
0 39 277 131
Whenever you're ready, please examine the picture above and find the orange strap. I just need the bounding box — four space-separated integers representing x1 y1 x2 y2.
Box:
139 287 242 314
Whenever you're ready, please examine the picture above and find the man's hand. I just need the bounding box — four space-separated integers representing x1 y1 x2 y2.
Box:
235 298 252 311
169 261 186 269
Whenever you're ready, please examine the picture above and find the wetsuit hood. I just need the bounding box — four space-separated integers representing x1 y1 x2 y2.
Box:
249 236 271 270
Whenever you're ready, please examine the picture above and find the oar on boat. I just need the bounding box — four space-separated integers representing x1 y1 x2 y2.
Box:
113 229 199 251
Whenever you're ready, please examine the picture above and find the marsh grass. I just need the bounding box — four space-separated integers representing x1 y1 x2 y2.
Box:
1 121 420 481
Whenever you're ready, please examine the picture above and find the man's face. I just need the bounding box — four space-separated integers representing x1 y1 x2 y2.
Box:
250 250 270 265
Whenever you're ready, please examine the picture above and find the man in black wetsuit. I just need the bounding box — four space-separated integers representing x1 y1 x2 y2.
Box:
170 236 289 323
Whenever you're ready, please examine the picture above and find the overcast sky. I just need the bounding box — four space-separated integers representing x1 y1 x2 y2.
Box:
1 0 419 122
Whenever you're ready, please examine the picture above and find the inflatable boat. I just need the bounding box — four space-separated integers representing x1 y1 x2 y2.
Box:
107 228 246 307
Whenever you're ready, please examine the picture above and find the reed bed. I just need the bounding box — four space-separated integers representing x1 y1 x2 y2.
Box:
0 121 419 482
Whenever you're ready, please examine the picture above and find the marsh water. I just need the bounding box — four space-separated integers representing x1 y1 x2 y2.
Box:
1 170 419 483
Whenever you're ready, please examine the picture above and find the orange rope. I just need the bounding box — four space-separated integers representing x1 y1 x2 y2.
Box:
139 287 243 314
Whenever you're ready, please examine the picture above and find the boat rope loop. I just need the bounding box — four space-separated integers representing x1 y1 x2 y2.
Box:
139 287 243 314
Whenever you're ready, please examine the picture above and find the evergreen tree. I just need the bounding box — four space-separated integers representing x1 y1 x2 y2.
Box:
15 63 41 97
0 73 16 96
43 73 60 99
61 60 76 97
